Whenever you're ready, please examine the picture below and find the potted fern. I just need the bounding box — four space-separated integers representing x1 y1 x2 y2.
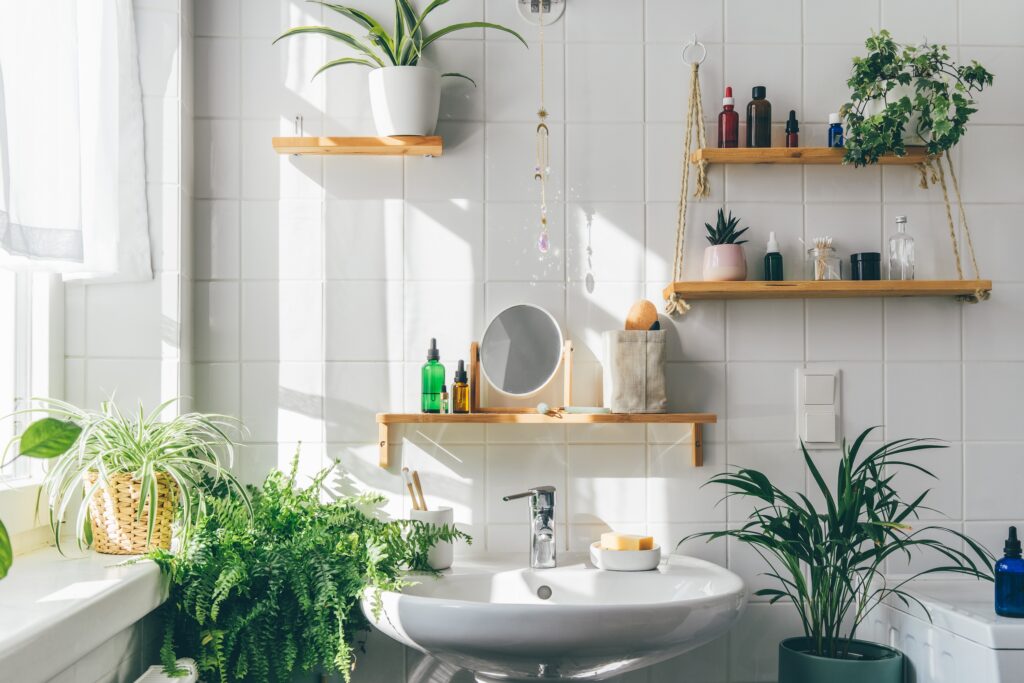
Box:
702 209 749 281
277 0 527 136
6 398 249 555
684 427 993 683
153 454 469 683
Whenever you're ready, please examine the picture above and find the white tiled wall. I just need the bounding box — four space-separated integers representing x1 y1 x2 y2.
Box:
64 0 193 415
191 1 1024 682
55 1 192 680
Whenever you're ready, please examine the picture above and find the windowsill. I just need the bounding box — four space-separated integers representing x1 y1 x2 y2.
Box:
0 547 167 682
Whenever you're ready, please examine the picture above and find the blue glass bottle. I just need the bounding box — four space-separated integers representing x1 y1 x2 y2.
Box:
827 113 844 148
995 526 1024 618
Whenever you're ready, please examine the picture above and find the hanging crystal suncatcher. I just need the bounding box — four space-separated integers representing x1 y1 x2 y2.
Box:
533 9 551 254
535 113 550 253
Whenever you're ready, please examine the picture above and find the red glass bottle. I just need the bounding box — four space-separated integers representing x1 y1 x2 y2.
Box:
718 86 739 148
785 110 799 148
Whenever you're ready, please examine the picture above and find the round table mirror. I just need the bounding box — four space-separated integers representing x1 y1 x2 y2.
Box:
479 304 563 396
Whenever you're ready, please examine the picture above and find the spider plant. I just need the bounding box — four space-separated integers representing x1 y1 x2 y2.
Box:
4 398 251 554
705 209 749 246
275 0 528 83
682 426 993 660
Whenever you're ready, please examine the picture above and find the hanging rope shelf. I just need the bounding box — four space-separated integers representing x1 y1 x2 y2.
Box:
663 38 992 312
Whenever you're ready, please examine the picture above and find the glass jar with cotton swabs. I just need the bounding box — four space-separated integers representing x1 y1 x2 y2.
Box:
806 236 842 281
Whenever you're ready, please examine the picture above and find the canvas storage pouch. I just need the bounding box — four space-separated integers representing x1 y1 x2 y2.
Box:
602 330 668 414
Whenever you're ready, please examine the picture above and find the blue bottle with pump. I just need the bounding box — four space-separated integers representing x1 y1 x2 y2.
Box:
995 526 1024 618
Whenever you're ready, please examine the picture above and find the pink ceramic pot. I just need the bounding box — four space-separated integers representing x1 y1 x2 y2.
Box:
702 245 747 281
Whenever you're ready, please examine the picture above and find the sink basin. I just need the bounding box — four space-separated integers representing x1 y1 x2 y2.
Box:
360 554 746 682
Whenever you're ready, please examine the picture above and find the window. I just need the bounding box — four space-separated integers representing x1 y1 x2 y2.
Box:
0 272 59 487
0 270 31 483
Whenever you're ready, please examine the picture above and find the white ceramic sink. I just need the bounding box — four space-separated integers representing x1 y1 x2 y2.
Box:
361 554 746 682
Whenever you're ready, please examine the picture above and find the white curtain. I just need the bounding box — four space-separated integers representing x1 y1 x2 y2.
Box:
0 0 152 281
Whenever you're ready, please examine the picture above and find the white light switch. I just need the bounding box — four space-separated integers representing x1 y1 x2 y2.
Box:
804 374 835 405
805 410 836 443
796 369 841 448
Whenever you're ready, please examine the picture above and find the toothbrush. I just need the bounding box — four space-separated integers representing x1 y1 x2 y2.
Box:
402 468 421 511
411 470 428 511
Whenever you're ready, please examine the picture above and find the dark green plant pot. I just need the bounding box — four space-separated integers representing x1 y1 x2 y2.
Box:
778 637 904 683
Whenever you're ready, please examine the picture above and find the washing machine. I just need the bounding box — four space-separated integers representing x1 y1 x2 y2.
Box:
876 580 1024 682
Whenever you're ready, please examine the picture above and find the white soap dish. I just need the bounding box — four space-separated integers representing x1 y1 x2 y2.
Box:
590 542 662 572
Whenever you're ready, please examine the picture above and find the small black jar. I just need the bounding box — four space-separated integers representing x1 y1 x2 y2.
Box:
850 252 881 280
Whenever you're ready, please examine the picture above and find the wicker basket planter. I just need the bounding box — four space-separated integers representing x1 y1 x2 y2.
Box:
85 471 178 555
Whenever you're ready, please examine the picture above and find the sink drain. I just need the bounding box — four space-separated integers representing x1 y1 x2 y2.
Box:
536 585 552 600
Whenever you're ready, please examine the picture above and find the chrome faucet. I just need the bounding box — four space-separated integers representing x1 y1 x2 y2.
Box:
503 486 556 569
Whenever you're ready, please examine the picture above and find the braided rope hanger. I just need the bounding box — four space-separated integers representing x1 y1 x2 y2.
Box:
916 152 989 303
665 40 710 317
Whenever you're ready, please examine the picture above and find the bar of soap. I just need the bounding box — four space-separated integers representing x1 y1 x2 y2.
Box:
600 532 654 551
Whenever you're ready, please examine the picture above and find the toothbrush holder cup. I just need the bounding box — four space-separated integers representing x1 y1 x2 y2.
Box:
410 506 454 570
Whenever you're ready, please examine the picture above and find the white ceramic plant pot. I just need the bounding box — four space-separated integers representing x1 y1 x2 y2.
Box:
702 244 748 281
368 66 441 137
862 84 925 145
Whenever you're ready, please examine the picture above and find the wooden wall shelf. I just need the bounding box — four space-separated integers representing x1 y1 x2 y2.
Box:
376 412 717 469
662 280 992 301
271 136 442 156
691 146 931 165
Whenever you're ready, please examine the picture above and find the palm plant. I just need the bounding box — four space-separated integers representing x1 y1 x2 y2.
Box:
4 398 250 553
683 427 993 659
705 209 749 245
275 0 527 82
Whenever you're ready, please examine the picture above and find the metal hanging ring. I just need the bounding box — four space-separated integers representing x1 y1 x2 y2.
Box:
682 36 706 66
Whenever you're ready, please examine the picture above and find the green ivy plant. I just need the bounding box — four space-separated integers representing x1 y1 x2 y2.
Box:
276 0 527 83
151 453 470 683
683 427 993 660
842 30 993 166
705 209 749 246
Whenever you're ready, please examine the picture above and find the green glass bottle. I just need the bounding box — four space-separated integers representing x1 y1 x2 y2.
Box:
421 338 446 413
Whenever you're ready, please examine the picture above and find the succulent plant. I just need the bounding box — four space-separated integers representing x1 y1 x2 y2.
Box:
704 209 749 246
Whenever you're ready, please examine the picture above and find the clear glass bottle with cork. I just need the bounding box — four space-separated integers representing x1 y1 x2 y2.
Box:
888 215 915 280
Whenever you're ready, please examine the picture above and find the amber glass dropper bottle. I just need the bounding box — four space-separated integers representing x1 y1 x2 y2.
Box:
746 86 772 148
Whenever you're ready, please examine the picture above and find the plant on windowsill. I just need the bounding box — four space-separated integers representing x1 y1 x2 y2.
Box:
150 452 470 683
682 426 994 683
0 419 82 578
842 30 993 167
276 0 527 136
3 398 249 556
702 209 749 282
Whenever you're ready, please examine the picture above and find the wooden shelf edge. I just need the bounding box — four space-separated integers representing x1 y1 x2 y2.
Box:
375 412 717 468
690 146 932 166
662 280 993 301
272 136 442 156
376 412 717 425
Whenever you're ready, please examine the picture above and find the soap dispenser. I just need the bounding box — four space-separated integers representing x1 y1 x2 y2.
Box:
763 231 784 281
421 338 446 414
996 526 1024 618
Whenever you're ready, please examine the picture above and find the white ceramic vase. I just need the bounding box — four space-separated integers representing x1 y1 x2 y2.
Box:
702 244 748 281
368 66 441 137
